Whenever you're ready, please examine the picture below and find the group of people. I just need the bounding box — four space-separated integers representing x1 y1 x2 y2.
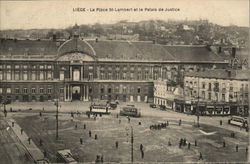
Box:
149 121 169 130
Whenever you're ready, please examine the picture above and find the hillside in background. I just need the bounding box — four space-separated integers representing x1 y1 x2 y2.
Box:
0 19 249 47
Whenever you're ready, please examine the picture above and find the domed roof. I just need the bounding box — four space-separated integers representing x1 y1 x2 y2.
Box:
57 37 96 57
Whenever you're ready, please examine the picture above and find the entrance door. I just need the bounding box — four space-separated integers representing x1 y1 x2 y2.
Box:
72 86 81 100
137 95 141 102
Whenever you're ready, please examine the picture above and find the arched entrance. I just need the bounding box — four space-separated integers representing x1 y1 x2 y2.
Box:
72 86 81 100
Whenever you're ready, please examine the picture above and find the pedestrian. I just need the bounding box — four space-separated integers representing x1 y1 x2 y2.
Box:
100 113 102 117
246 147 248 154
39 112 42 117
179 139 182 148
179 119 182 126
4 109 7 117
43 150 47 157
12 122 14 127
94 115 96 121
141 150 144 159
115 141 119 149
39 139 43 146
100 155 104 163
236 145 238 152
83 124 86 129
168 139 172 146
119 119 121 124
28 138 31 144
223 141 226 147
89 130 91 137
21 129 23 135
10 107 12 112
220 120 222 126
87 113 90 118
138 122 141 125
127 116 130 123
183 138 186 146
116 114 119 118
195 140 197 146
42 107 44 111
188 142 191 149
75 123 77 129
199 152 203 160
140 144 143 151
95 155 100 163
80 138 83 144
95 134 98 140
167 121 169 126
71 112 74 118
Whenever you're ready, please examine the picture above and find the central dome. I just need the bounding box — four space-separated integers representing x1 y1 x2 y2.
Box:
57 38 96 57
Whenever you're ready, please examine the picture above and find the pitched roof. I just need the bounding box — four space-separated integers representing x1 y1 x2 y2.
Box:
185 69 249 80
0 38 227 63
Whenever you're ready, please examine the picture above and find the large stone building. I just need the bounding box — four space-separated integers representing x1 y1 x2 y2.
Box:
0 27 228 103
183 69 249 116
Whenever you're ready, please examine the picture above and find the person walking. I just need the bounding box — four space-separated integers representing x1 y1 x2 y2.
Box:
199 152 203 160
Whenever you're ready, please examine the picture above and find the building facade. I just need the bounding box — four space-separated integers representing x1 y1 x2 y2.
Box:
0 27 229 103
183 69 249 116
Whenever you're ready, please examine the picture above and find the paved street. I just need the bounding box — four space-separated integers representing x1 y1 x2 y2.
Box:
1 101 248 163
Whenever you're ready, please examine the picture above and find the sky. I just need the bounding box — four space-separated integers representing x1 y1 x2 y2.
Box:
0 0 249 30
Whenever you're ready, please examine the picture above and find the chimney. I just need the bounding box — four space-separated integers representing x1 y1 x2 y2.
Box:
232 47 236 58
218 46 222 53
95 38 98 43
52 34 56 41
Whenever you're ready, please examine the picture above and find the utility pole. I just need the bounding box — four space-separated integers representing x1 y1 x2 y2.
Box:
197 76 200 127
55 99 59 140
131 126 134 163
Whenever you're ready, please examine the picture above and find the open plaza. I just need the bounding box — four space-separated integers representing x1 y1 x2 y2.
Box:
0 102 249 163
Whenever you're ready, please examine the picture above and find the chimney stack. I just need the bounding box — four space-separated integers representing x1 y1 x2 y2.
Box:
232 47 236 58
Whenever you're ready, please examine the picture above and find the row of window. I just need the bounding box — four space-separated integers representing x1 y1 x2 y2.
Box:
185 80 248 91
0 88 53 94
0 64 53 69
99 86 142 94
0 71 53 80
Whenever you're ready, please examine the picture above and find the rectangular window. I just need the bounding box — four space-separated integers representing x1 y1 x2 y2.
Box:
108 73 112 80
32 71 36 80
222 94 225 101
47 71 52 80
208 83 212 90
15 88 20 94
0 88 2 94
208 92 211 100
201 91 205 99
15 65 20 69
47 88 52 94
23 88 28 94
15 71 20 80
6 88 11 93
202 82 205 89
47 65 52 69
0 71 3 80
234 92 238 98
60 71 64 80
88 73 93 80
6 65 11 69
40 71 44 80
122 73 126 80
137 87 141 94
23 65 28 69
89 66 93 70
40 88 44 93
31 88 36 94
108 88 112 93
39 65 44 69
23 71 28 80
60 88 64 94
7 71 11 80
100 88 104 94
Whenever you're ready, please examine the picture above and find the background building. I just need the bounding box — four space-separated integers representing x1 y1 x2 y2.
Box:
183 69 249 116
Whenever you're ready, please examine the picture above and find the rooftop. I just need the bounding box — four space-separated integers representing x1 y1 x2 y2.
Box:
185 69 249 80
0 38 228 63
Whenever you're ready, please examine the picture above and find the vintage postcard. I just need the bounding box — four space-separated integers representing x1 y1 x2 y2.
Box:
0 0 249 163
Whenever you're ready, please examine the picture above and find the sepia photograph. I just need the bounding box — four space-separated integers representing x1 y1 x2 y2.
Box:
0 0 249 163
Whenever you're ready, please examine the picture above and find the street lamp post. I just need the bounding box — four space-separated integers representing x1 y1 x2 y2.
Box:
131 126 134 163
55 99 59 140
